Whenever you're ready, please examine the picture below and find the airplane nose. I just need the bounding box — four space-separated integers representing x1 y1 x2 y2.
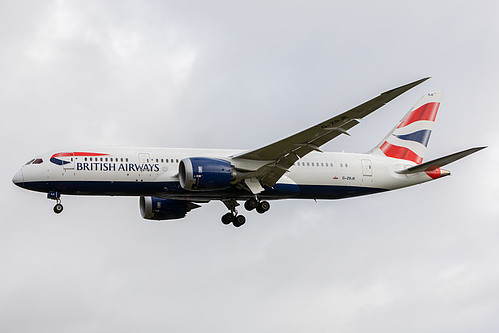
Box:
12 168 24 187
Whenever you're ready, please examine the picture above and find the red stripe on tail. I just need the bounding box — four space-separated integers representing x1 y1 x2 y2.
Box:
397 102 440 128
380 142 423 164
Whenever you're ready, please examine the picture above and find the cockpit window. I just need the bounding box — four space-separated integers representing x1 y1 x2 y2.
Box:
25 159 35 165
32 158 43 164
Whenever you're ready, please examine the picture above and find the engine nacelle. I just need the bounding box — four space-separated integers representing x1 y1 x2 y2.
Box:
139 196 200 220
179 157 235 191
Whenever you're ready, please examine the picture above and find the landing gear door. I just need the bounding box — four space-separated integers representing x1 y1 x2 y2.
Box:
362 159 372 176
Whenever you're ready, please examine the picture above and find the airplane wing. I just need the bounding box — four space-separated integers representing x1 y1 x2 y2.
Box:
232 77 430 189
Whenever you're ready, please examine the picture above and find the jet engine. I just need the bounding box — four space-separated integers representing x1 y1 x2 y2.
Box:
179 157 236 191
139 196 200 220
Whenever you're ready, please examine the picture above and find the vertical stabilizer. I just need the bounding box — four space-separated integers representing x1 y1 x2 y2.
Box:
371 92 443 164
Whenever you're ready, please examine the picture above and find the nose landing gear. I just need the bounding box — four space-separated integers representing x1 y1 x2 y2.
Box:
48 191 63 214
53 202 63 214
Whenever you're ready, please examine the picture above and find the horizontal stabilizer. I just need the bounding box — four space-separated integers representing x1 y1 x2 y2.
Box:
396 146 486 174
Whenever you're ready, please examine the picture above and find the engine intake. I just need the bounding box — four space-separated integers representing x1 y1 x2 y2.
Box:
139 196 200 220
179 157 235 191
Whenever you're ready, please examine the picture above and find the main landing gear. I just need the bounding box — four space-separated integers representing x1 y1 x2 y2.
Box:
221 197 271 227
221 212 246 227
244 197 270 214
221 198 246 227
48 191 63 214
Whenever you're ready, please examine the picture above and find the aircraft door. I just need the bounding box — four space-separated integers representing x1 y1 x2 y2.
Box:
362 159 372 176
139 153 151 169
62 152 75 170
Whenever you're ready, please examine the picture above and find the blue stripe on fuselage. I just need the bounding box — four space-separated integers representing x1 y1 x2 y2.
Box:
19 180 387 200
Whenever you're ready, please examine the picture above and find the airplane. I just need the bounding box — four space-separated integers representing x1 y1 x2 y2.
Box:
12 78 486 227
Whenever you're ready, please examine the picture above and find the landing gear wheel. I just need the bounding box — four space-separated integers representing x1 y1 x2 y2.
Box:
256 201 270 214
233 215 246 227
221 212 235 225
48 192 63 214
244 198 258 211
221 198 248 227
53 203 63 214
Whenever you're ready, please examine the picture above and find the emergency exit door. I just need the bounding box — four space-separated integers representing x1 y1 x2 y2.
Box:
362 159 372 176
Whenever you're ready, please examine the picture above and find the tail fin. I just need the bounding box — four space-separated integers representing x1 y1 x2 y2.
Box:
372 92 443 164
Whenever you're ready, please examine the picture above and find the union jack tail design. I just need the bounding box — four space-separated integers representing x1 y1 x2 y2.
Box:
372 92 443 164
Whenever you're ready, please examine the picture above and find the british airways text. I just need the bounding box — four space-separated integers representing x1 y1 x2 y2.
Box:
76 162 160 172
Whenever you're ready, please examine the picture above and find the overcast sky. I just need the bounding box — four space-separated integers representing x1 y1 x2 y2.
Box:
1 1 498 332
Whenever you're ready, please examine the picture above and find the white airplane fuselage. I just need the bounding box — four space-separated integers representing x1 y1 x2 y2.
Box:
13 147 437 201
12 79 484 226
